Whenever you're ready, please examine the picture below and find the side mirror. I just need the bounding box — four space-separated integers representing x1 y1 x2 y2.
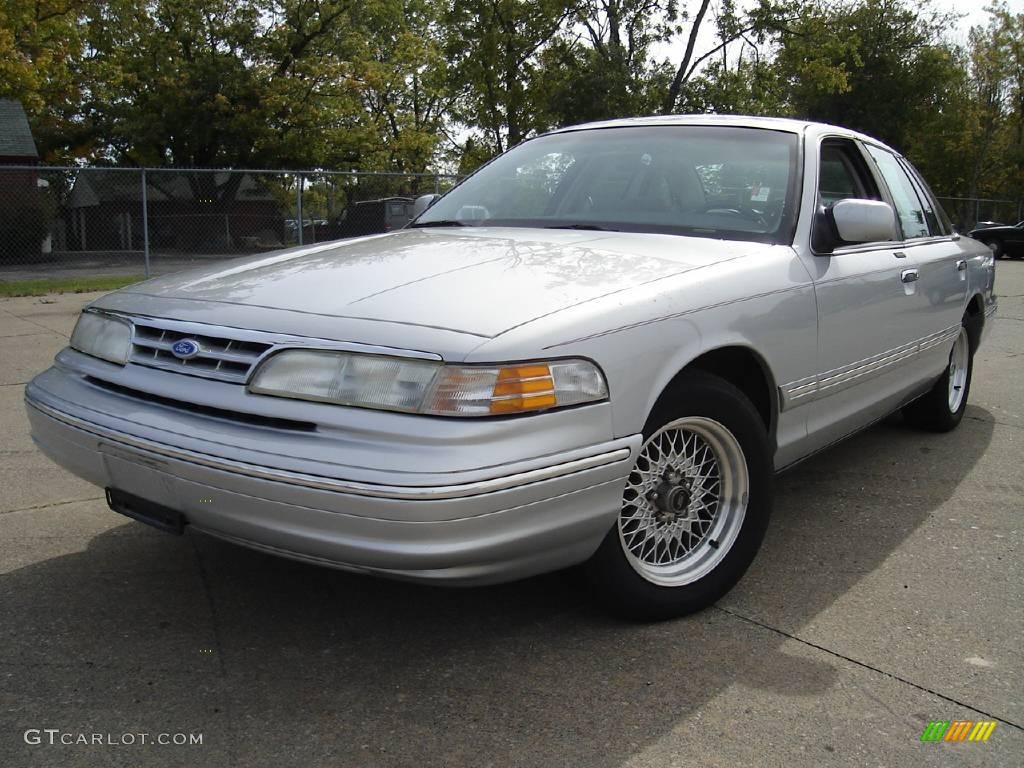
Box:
814 199 895 253
412 194 441 219
832 199 895 243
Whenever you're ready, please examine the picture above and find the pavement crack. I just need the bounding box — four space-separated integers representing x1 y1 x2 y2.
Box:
0 496 105 515
965 414 1023 430
188 535 242 765
0 313 70 339
189 536 228 678
714 605 1024 732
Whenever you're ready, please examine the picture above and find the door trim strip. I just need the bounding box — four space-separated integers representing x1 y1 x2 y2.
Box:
779 324 960 410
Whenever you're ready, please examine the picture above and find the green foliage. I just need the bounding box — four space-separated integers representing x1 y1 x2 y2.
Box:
445 0 578 155
536 34 673 127
769 0 961 148
1 0 1021 204
0 275 143 297
0 1 101 162
953 3 1024 201
546 0 678 123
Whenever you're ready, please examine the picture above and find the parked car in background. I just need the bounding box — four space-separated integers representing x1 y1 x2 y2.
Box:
968 220 1024 259
326 196 414 239
25 116 996 620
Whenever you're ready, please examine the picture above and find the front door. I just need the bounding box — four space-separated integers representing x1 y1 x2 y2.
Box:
796 138 933 451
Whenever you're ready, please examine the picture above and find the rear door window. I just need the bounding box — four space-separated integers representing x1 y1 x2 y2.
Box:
901 160 952 235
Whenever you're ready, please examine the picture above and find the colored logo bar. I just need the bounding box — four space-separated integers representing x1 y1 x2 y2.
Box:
920 720 997 742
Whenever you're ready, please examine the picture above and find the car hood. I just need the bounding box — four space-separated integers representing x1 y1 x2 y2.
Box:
109 227 764 338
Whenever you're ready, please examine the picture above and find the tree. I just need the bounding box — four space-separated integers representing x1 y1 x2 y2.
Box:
547 0 677 123
88 0 364 168
772 0 961 150
662 0 799 114
445 0 577 156
345 0 453 174
958 4 1024 202
0 0 102 161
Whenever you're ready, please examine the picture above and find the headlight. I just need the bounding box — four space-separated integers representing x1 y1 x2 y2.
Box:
69 311 132 365
248 351 608 416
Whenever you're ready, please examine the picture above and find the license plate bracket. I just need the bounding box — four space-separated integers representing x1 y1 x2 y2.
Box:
105 488 185 535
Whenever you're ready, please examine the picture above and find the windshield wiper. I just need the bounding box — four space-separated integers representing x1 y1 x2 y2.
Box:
544 223 619 232
410 220 467 228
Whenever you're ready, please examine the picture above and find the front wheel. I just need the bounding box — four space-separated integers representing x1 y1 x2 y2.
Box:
585 371 772 620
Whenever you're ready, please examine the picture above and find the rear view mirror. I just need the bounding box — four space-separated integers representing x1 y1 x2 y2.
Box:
412 194 441 219
830 199 895 245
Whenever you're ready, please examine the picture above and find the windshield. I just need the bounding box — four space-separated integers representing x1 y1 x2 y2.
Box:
414 126 801 244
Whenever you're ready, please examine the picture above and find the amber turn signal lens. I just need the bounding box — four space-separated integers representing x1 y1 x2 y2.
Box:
489 364 557 414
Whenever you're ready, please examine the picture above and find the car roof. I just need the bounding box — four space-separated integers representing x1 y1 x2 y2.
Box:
547 114 900 156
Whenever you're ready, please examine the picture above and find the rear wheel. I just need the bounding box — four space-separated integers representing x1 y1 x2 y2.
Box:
902 324 973 432
586 371 772 620
984 239 1005 259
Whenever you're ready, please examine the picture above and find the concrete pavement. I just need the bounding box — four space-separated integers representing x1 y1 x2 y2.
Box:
0 265 1021 767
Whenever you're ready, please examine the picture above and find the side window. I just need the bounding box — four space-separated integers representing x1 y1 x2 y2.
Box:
902 160 951 235
864 145 931 239
901 159 946 234
818 140 879 207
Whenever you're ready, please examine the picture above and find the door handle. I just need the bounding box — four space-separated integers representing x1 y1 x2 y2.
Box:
956 259 967 271
901 269 919 284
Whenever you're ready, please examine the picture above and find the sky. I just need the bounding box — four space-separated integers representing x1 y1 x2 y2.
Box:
936 0 1023 43
654 0 1024 73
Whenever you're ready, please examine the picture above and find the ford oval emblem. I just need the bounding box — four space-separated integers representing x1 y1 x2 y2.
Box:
171 339 201 359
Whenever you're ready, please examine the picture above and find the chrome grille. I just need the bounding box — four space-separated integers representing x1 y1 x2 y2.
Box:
129 321 272 383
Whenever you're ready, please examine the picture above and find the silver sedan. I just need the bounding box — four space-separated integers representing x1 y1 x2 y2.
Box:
25 116 997 619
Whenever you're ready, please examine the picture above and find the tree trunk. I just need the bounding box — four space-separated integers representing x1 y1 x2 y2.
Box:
662 0 713 114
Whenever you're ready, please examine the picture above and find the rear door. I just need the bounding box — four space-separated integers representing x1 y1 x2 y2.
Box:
862 145 967 375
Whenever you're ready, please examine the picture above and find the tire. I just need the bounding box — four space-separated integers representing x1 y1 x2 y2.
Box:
585 371 772 621
983 239 1004 259
902 322 974 432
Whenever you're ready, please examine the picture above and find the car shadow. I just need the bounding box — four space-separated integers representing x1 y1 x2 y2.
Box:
0 407 995 766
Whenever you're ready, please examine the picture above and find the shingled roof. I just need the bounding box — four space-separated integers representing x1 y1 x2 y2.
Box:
68 170 277 207
0 99 39 159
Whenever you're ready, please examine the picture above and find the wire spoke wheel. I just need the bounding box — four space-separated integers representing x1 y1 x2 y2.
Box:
947 327 969 413
619 416 749 587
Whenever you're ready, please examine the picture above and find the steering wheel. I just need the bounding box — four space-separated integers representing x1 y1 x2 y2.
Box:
700 204 770 228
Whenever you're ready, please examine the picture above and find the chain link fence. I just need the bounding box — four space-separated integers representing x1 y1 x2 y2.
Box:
936 196 1024 231
0 166 461 281
1 165 1020 283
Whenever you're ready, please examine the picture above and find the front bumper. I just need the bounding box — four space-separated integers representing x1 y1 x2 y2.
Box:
25 364 639 585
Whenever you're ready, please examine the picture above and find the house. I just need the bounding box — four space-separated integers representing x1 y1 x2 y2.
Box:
0 99 40 195
0 99 39 165
66 171 285 252
0 99 49 260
